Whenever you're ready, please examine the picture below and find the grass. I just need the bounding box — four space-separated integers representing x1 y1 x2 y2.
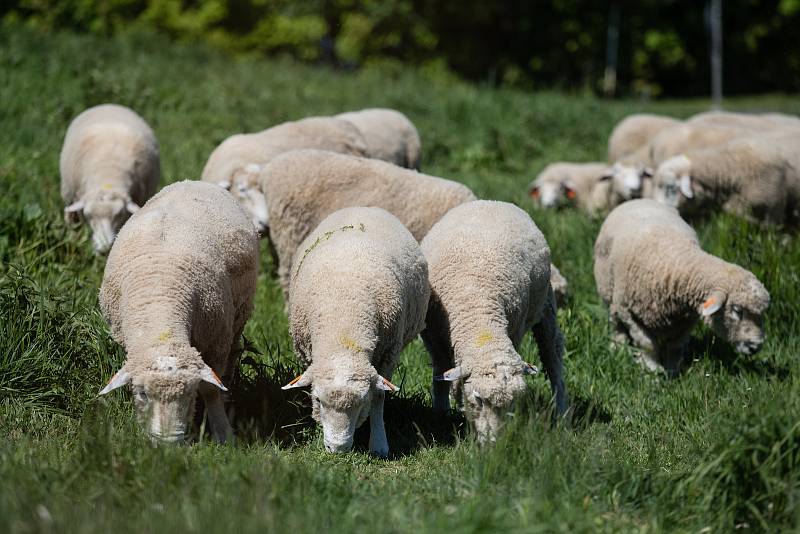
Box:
2 23 800 533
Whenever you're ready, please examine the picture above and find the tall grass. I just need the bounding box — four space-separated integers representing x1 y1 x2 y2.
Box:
1 22 799 532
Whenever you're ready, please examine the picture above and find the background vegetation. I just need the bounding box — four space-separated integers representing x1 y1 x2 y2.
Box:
3 0 800 96
2 23 800 532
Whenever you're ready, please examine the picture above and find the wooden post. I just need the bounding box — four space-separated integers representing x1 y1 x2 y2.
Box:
710 0 723 109
603 2 621 98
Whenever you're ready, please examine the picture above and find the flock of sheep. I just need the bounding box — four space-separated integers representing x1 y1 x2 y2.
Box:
59 103 789 454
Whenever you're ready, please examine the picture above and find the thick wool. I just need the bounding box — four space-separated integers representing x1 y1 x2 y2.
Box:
100 181 259 442
653 130 800 225
262 149 476 297
607 113 681 163
528 162 613 215
689 110 800 131
288 207 429 456
420 200 567 443
60 103 160 253
594 199 770 374
336 108 422 169
201 116 369 232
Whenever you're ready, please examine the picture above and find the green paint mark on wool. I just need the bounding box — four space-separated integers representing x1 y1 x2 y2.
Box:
293 223 365 279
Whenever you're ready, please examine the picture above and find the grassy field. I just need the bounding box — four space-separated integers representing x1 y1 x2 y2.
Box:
2 24 800 533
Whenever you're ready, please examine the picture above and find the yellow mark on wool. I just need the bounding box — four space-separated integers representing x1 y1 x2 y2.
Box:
475 330 493 347
101 183 113 190
339 335 361 352
157 328 173 343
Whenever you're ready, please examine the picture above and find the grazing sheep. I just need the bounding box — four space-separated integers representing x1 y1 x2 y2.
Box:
607 113 681 163
282 207 429 457
689 110 800 131
260 149 476 297
653 130 800 225
60 104 160 254
607 122 757 203
528 162 613 215
201 116 369 233
421 200 567 444
336 108 422 169
594 199 770 375
98 181 259 444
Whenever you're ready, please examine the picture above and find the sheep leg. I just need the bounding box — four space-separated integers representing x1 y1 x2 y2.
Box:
613 306 655 352
368 390 389 458
199 382 233 444
421 299 455 413
532 287 568 417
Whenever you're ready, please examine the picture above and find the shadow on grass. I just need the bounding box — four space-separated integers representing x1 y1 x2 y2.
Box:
685 333 789 379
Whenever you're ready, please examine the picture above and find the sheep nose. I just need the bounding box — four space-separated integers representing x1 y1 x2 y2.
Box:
324 439 353 454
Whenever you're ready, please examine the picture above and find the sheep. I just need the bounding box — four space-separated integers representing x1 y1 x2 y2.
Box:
607 113 681 163
421 200 567 444
281 206 429 457
336 108 422 169
98 181 259 444
652 130 800 225
60 103 160 254
593 199 770 375
259 149 476 298
201 116 370 233
689 110 800 131
606 122 759 203
528 162 613 215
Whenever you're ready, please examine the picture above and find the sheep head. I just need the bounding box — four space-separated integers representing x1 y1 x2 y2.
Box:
219 163 268 235
654 154 693 208
700 274 770 356
282 358 398 454
66 188 140 254
99 347 226 444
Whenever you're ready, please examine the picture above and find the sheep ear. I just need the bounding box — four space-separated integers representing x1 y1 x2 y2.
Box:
523 362 539 375
529 185 540 199
435 367 464 382
376 375 399 392
641 167 654 178
281 372 312 390
216 180 231 190
99 367 130 395
125 201 140 214
200 365 228 391
701 290 726 316
599 169 613 181
680 175 694 198
64 200 84 214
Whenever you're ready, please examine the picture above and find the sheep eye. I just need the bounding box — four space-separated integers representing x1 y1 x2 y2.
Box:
731 305 743 318
135 390 148 403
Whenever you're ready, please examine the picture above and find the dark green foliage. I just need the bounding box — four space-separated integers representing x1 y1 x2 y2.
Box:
1 25 800 532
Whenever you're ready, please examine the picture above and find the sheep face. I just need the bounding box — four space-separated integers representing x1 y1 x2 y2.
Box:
66 190 139 254
701 279 770 356
99 352 228 444
463 368 527 445
529 179 576 208
220 165 268 235
654 155 692 209
608 163 651 200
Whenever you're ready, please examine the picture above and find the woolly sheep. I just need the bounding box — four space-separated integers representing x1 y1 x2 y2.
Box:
653 130 800 225
607 113 681 163
282 207 429 457
60 104 160 254
594 199 769 375
689 110 800 131
336 108 422 169
421 200 567 444
98 181 259 444
201 116 369 233
528 162 613 215
606 122 759 203
260 149 476 298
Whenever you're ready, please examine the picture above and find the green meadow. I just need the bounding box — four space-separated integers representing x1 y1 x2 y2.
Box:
2 24 800 532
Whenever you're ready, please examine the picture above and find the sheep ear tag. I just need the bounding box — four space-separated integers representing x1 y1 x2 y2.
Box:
435 367 463 382
377 376 399 392
99 368 131 395
200 365 228 391
281 372 312 390
529 187 540 200
523 362 539 375
701 295 724 316
680 175 694 199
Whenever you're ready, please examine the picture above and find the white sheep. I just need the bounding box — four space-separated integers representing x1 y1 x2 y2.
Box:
60 104 160 254
259 149 476 298
421 200 567 444
336 108 422 169
281 206 429 457
594 199 770 375
98 181 259 444
528 162 613 215
689 110 800 131
653 130 800 225
201 116 369 233
607 113 681 163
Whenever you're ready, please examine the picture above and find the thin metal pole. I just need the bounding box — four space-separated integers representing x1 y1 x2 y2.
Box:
710 0 723 109
603 2 620 98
